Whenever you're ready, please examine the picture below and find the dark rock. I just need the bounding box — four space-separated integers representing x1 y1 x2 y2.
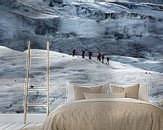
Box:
30 85 34 88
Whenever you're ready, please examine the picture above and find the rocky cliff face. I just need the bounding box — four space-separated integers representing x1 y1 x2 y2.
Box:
0 0 17 6
0 1 163 60
0 0 16 3
72 0 163 4
0 0 17 4
0 1 163 59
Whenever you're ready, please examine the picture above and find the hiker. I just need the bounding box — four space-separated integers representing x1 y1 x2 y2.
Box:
72 48 76 57
49 0 54 7
98 52 101 61
97 52 99 60
88 50 93 60
102 54 105 63
81 49 85 58
107 57 110 65
97 52 101 61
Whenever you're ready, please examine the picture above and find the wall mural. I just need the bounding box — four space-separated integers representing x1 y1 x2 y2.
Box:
0 0 163 113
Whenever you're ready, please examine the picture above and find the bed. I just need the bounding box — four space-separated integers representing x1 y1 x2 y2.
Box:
22 83 163 130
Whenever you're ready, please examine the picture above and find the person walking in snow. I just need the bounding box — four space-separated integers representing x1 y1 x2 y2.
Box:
81 49 85 58
97 51 101 61
102 53 105 63
97 52 99 60
88 50 93 60
107 57 110 65
98 52 101 61
72 48 76 57
49 0 54 7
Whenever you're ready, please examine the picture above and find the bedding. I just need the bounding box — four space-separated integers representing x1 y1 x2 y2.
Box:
67 82 149 102
110 84 140 99
139 84 149 101
84 92 125 99
66 82 105 102
109 83 149 101
42 98 163 130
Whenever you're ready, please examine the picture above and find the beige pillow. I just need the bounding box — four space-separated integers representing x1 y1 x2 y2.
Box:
111 84 140 99
84 93 125 99
66 82 103 102
74 86 102 100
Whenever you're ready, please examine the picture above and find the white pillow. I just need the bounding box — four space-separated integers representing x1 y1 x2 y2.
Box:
66 82 76 102
109 83 149 102
139 84 149 102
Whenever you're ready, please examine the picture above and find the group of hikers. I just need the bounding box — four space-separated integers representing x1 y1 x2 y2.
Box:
72 48 110 65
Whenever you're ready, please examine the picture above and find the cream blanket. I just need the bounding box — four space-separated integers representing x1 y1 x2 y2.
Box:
23 98 163 130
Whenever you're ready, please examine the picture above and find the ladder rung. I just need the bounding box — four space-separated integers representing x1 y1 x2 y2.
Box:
30 57 46 59
28 88 47 91
30 69 47 72
28 104 47 107
30 54 46 56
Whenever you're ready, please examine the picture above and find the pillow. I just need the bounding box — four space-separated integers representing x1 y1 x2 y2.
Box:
101 82 111 93
160 100 163 107
84 93 125 99
139 84 149 101
110 84 140 99
66 82 103 102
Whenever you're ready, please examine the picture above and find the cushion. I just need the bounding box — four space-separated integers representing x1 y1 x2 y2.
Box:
84 93 125 99
111 84 140 99
67 82 149 102
101 82 111 93
66 82 103 102
160 100 163 106
139 84 149 101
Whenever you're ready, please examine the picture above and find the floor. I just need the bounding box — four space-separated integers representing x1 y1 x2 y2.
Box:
0 122 43 130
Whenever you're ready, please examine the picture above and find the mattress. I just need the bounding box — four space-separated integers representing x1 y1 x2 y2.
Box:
41 98 163 130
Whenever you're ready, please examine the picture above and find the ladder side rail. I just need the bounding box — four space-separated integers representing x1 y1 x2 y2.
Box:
24 41 31 124
47 41 50 116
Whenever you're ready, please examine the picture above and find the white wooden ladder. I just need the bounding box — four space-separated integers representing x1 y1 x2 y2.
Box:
24 41 50 124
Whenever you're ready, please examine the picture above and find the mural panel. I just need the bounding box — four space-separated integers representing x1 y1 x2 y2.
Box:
0 0 163 113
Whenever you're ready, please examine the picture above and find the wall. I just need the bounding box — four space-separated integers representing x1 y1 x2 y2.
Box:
0 0 162 114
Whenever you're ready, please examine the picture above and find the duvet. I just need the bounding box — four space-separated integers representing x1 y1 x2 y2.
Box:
42 98 163 130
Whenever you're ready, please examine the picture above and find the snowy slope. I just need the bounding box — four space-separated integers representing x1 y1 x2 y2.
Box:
0 47 162 113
